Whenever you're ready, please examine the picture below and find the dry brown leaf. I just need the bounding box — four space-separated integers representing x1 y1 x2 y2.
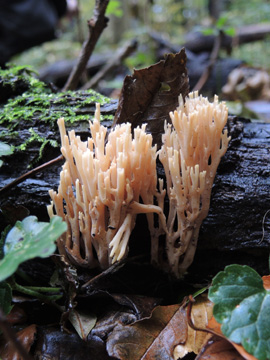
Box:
107 304 187 360
69 309 97 341
174 296 213 359
6 305 27 325
262 275 270 290
0 324 36 360
195 335 245 360
113 49 189 148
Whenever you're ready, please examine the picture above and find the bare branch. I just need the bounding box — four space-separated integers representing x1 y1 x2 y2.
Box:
192 31 222 93
63 0 110 91
81 39 138 90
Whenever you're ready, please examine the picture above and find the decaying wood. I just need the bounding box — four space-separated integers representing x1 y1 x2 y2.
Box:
184 23 270 53
0 94 118 232
1 108 269 278
0 155 64 196
63 0 110 91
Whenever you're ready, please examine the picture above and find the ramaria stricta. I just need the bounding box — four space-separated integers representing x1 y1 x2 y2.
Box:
48 92 230 277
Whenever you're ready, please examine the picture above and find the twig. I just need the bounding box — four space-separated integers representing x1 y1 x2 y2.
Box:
10 280 63 302
81 254 146 289
0 155 64 197
63 0 110 91
192 30 223 93
259 209 270 244
0 307 33 360
81 39 138 90
186 295 215 335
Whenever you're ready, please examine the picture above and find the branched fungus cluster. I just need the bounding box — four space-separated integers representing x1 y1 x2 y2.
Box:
48 92 230 277
157 91 230 275
48 104 163 269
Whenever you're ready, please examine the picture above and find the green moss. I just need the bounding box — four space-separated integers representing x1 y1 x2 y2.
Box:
0 65 38 85
17 128 58 164
0 85 111 127
0 66 114 164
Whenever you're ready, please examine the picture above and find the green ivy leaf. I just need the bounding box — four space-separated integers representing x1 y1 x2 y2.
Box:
0 216 67 282
0 282 12 315
208 264 270 360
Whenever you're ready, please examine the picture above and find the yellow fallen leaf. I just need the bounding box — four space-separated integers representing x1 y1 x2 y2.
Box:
174 295 213 359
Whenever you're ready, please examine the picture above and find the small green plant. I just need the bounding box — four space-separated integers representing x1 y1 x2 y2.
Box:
209 264 270 360
106 0 123 17
0 216 66 282
201 15 236 37
0 66 113 166
0 216 67 314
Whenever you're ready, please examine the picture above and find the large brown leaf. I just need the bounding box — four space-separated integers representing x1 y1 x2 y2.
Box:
195 335 245 360
106 304 187 360
174 296 213 359
113 49 189 147
0 324 36 360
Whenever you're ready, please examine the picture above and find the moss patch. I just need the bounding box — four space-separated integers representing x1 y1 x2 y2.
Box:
0 66 114 165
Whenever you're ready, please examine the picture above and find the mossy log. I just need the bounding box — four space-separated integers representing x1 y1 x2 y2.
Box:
0 77 269 275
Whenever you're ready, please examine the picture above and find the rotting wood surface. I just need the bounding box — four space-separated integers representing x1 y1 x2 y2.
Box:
0 95 269 276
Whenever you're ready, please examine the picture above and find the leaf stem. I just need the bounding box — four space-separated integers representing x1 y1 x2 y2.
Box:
9 278 63 302
23 286 62 293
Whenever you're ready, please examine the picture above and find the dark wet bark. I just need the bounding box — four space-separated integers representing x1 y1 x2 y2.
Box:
1 111 269 275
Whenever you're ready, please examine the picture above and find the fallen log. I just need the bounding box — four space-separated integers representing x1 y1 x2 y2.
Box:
184 23 270 53
0 71 269 276
1 109 269 272
38 53 112 87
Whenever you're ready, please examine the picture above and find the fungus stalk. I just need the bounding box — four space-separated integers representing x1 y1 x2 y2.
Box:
158 91 230 276
48 104 165 269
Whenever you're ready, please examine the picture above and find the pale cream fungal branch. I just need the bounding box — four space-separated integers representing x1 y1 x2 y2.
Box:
158 91 230 277
48 104 164 270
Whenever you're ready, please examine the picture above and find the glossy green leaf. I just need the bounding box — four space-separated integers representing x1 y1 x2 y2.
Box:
208 264 270 360
0 141 13 157
0 141 13 167
0 282 12 315
0 216 67 282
